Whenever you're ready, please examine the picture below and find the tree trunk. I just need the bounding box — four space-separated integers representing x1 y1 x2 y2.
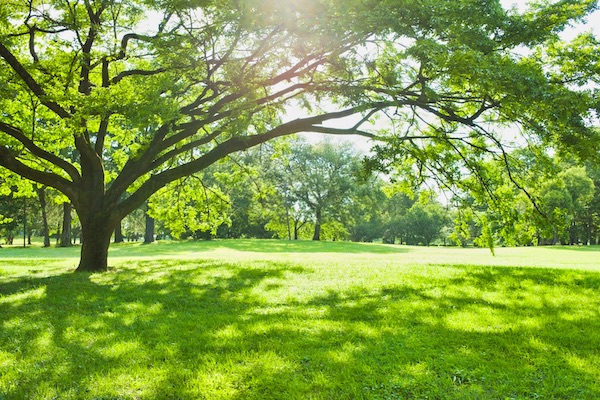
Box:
114 220 124 243
36 186 51 247
586 215 593 245
73 170 119 272
312 208 322 241
76 221 113 272
144 212 155 244
22 197 27 248
60 202 73 247
312 223 321 241
285 204 291 241
294 220 299 240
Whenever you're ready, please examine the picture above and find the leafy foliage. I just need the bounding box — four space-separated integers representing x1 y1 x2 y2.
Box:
148 175 231 239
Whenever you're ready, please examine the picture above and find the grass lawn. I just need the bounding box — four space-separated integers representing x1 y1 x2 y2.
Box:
1 240 599 399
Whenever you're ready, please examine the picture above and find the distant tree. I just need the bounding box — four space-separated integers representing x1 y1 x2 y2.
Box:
59 203 73 247
271 140 360 241
0 177 41 246
212 149 277 239
585 162 600 244
114 221 124 244
533 166 594 245
35 185 50 247
143 202 155 244
560 167 595 244
381 190 416 244
0 193 21 245
347 177 388 243
402 194 448 246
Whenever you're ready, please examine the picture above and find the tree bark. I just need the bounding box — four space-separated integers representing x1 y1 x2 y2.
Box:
59 202 73 247
294 219 300 240
22 196 27 248
36 186 51 247
312 208 322 241
114 220 124 243
144 212 155 244
76 220 113 272
285 203 291 241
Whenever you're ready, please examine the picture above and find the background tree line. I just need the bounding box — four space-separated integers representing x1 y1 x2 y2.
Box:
1 0 598 271
3 137 599 248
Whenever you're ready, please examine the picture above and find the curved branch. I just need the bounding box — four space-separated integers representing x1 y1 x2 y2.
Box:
0 42 71 119
111 68 167 84
117 33 156 59
307 126 379 139
113 118 317 217
115 104 392 217
146 129 222 173
0 146 77 200
0 122 81 183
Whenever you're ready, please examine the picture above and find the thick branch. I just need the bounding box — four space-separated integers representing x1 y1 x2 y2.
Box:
307 126 379 139
111 68 167 84
146 130 222 173
114 119 312 217
117 33 156 59
95 117 110 155
115 106 388 217
74 133 104 190
0 146 77 200
105 122 173 204
0 42 71 119
0 121 81 183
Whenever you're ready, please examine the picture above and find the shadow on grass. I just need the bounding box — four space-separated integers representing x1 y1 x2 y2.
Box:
207 239 408 254
1 261 599 399
0 244 81 259
107 239 409 257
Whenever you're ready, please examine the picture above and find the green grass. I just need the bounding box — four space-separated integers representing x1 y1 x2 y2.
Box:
1 240 600 399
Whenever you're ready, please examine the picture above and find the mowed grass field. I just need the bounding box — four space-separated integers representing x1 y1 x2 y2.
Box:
1 240 599 399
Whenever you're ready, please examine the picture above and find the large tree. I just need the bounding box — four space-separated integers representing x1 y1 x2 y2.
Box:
0 0 598 271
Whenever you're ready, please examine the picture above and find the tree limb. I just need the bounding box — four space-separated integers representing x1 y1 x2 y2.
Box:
0 121 81 183
0 42 71 119
0 146 77 200
111 68 167 84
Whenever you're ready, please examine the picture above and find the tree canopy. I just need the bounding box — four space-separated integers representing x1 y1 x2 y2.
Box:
1 0 599 271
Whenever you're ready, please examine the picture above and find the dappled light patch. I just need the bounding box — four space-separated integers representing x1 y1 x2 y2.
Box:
0 285 46 307
212 324 243 342
444 305 510 333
